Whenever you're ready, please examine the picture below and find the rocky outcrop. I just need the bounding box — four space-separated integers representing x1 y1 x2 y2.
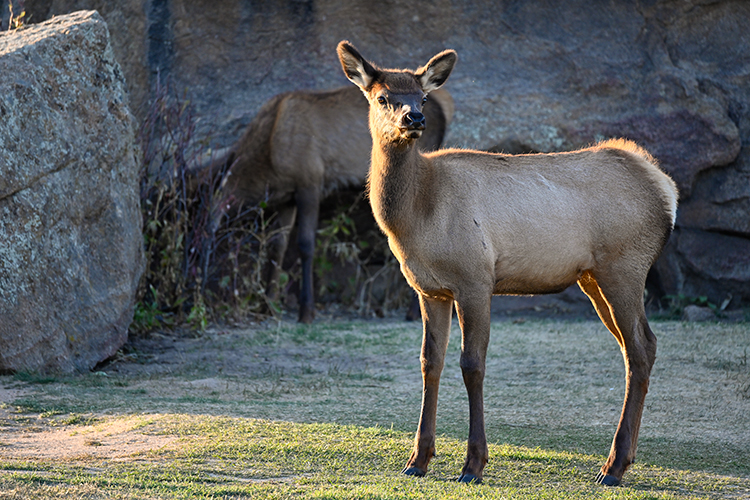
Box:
0 11 143 373
18 0 750 310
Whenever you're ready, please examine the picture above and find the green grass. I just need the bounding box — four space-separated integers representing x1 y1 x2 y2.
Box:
0 414 743 499
1 318 748 499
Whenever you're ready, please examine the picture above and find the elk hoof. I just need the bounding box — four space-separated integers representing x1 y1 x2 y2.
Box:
298 307 315 324
457 474 482 484
595 471 621 486
402 466 426 477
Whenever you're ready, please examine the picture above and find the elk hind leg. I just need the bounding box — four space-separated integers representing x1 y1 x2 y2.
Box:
295 187 321 324
581 270 656 486
578 270 623 348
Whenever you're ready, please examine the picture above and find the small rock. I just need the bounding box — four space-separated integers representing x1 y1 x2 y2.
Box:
682 305 716 322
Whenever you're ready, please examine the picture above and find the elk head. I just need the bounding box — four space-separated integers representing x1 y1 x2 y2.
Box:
337 41 457 145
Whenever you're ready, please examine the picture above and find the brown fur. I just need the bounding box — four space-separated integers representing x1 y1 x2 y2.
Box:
338 40 678 486
210 84 453 323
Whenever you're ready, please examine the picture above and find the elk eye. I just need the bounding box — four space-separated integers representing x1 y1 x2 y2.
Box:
422 96 428 104
377 96 387 105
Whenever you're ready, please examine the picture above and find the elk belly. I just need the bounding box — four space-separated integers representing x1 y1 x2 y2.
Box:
491 248 594 296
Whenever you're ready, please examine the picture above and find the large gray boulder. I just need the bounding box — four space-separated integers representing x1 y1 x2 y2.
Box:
0 11 143 373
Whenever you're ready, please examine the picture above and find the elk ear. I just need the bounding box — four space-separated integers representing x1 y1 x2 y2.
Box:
337 41 379 90
416 50 457 93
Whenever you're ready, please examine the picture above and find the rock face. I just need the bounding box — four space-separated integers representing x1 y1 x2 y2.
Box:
18 0 750 310
0 11 143 373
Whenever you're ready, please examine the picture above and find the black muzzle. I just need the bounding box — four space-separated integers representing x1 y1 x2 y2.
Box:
403 111 426 131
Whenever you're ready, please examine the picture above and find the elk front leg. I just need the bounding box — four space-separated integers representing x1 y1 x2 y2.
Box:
295 186 321 324
403 295 453 477
454 292 491 483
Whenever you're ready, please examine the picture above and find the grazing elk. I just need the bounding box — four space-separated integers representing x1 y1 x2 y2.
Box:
212 85 453 323
337 40 678 486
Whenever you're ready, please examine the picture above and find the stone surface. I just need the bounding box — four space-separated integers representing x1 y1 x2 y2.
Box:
0 11 143 373
678 163 750 237
682 305 717 322
17 0 750 309
20 0 149 116
655 228 750 308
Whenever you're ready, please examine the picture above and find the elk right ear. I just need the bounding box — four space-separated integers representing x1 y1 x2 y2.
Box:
416 50 457 93
337 41 379 90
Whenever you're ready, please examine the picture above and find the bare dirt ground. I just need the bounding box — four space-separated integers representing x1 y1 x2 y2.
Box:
0 414 175 460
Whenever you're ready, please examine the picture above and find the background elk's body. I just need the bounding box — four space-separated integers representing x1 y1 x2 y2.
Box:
214 85 453 323
337 40 679 486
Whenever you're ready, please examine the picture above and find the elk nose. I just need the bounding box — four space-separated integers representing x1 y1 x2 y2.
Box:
404 111 425 130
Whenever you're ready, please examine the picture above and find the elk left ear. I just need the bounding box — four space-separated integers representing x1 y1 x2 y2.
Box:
416 50 457 93
337 40 379 90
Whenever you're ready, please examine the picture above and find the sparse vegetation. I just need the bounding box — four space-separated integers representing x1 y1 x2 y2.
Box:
4 0 26 31
661 294 719 317
314 193 412 317
12 372 56 385
135 78 290 331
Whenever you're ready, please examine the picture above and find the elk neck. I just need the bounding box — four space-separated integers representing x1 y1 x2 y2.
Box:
368 133 426 238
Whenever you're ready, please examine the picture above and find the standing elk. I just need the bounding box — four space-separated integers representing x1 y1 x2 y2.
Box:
209 85 453 323
337 40 678 485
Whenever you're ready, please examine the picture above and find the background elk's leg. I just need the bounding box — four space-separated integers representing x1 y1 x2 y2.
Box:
294 186 321 324
580 269 656 486
263 202 297 307
403 295 453 477
454 291 492 483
